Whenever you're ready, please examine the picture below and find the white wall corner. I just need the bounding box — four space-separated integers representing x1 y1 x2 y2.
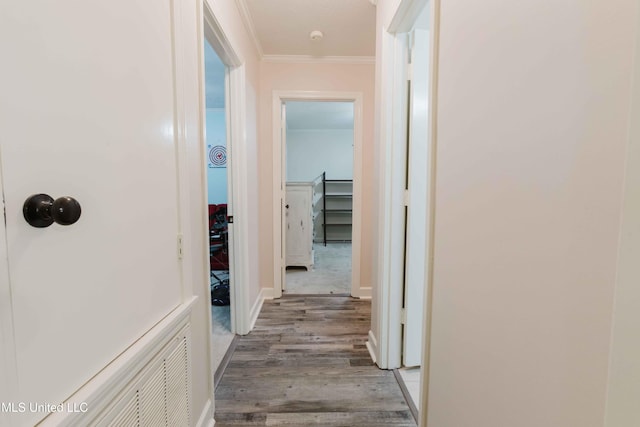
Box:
195 399 215 427
234 0 264 58
366 330 378 364
261 286 275 300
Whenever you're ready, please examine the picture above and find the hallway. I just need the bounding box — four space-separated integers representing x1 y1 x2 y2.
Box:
214 295 415 426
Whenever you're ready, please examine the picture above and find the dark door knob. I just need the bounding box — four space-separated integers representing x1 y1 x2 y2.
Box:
285 204 290 209
23 194 82 228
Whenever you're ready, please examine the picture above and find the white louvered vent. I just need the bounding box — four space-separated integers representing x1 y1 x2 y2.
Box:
139 361 167 426
94 326 191 427
108 391 139 427
166 341 190 426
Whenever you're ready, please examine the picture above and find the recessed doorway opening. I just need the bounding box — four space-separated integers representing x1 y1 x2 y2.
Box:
203 37 234 378
283 101 355 295
272 91 365 299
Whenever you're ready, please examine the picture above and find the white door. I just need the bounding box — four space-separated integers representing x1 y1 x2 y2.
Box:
0 2 182 425
403 26 431 367
280 103 288 292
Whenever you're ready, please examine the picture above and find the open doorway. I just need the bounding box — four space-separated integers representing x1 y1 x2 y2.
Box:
272 91 365 299
283 101 355 295
378 1 432 422
203 38 234 378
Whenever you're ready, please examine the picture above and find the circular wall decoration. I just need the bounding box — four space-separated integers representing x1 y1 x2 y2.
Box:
209 145 227 167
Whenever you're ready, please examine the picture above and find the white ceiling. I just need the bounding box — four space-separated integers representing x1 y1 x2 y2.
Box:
241 0 376 57
204 39 225 108
286 101 354 130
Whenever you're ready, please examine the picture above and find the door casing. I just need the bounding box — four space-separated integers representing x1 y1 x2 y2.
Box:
374 0 439 425
272 91 365 299
202 1 253 336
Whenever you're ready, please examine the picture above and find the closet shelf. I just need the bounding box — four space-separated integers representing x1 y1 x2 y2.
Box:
321 172 353 246
324 209 352 213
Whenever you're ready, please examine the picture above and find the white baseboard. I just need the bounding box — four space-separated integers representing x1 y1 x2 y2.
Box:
366 330 378 364
356 286 372 299
359 287 372 299
248 288 272 332
196 399 214 427
261 287 275 300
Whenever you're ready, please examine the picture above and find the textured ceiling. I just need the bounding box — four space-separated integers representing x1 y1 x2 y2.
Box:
243 0 376 57
286 101 354 130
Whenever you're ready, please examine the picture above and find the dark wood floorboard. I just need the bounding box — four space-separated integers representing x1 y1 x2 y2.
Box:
214 295 416 427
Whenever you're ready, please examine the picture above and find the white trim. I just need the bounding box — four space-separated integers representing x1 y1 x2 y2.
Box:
40 298 197 426
203 0 252 338
376 29 409 370
388 0 428 33
171 0 193 301
272 96 284 299
235 0 264 57
261 287 276 300
248 289 264 330
203 1 243 67
366 330 379 364
249 288 273 331
228 64 253 336
420 1 440 425
196 399 215 427
356 286 372 299
350 97 364 299
262 55 375 65
376 0 438 424
272 91 365 300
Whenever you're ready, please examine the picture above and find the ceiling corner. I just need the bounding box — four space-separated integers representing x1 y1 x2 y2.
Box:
235 0 264 58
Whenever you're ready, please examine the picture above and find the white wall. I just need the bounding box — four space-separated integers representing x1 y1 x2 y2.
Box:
186 0 262 423
605 3 640 425
206 108 228 204
258 61 375 293
286 129 354 182
416 1 638 426
202 0 262 310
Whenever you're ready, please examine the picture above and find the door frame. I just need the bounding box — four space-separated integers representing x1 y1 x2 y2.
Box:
201 1 252 336
374 0 439 424
272 91 365 298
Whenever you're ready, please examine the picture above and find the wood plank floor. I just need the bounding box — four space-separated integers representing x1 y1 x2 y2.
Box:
214 295 416 427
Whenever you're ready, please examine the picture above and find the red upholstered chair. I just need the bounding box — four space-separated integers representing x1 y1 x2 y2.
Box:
209 204 229 271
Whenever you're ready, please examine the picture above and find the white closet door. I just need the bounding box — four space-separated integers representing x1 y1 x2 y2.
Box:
0 1 182 424
403 26 431 367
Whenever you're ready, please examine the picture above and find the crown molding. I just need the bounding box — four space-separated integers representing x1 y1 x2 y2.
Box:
235 0 264 57
262 55 375 65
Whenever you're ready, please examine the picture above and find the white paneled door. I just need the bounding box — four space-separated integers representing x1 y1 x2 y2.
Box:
280 103 288 292
0 1 182 425
403 26 431 367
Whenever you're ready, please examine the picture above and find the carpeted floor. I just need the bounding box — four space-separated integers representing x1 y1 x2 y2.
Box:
285 242 352 294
